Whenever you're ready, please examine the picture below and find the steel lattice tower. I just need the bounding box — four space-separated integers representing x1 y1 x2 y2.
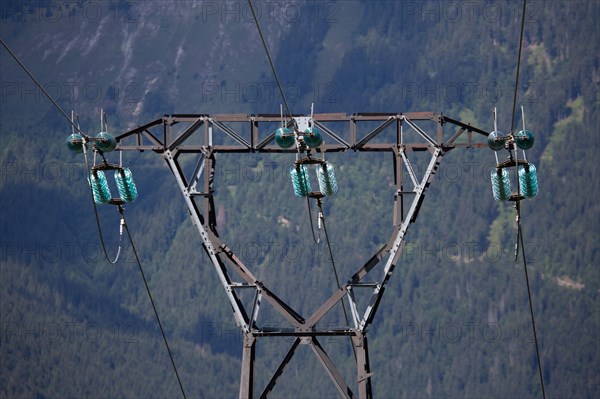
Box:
115 112 488 398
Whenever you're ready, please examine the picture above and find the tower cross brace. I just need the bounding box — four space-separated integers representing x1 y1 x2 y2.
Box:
115 112 488 398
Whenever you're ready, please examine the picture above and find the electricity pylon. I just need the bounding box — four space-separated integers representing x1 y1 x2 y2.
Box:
115 112 488 398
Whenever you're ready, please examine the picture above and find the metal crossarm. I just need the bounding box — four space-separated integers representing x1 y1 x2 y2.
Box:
114 112 488 398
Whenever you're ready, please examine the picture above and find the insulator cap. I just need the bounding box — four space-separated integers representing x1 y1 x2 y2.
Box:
95 132 117 153
275 127 295 148
487 131 505 151
66 133 84 152
515 130 534 150
303 127 323 148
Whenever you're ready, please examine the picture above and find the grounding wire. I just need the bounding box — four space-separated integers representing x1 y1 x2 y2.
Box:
508 0 546 397
0 37 89 139
120 207 188 399
246 0 295 126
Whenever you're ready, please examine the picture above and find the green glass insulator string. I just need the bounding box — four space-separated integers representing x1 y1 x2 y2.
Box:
89 170 112 204
518 164 538 198
491 168 511 201
290 164 311 197
115 168 138 203
316 162 338 196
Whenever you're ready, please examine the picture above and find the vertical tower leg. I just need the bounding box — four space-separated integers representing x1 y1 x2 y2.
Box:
240 334 256 399
353 333 373 399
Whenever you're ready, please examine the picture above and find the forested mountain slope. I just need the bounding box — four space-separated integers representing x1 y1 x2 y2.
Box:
1 1 598 398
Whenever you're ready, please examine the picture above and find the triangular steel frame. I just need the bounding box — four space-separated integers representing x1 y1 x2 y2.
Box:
115 112 488 398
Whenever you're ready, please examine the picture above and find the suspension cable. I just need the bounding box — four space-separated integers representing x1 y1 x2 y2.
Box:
0 37 89 139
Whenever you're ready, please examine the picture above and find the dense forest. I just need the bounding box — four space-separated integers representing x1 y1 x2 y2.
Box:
1 1 598 398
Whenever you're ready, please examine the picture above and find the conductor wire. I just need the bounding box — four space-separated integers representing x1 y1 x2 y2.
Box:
509 0 527 134
119 206 188 399
508 1 546 397
2 35 186 398
316 198 357 362
246 0 296 128
0 37 89 139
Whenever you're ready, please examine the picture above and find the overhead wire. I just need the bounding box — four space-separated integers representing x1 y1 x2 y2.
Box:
119 207 188 399
510 0 528 137
315 198 357 363
508 1 546 397
1 35 187 399
246 0 295 125
0 37 89 139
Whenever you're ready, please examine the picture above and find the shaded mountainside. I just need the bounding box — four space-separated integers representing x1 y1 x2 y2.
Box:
1 1 599 398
